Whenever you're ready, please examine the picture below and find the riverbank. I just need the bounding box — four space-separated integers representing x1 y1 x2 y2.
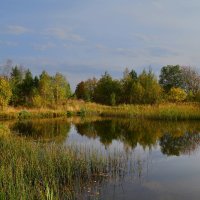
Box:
0 100 108 120
101 103 200 120
0 101 200 121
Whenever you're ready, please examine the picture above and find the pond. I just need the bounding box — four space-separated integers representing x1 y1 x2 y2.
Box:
7 118 200 200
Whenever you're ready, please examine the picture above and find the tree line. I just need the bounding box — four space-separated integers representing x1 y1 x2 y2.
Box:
0 65 71 109
75 65 200 105
0 63 200 109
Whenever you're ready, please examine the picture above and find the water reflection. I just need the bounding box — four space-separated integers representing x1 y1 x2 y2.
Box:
6 118 200 199
10 119 70 142
9 118 200 156
75 119 200 155
160 132 200 156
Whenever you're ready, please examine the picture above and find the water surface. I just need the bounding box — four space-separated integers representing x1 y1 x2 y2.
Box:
8 118 200 200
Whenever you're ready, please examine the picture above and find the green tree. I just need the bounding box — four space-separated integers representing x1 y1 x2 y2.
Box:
121 68 138 103
21 70 35 105
110 92 116 106
75 81 86 100
129 81 144 104
75 78 97 101
138 70 162 104
94 72 122 105
159 65 183 92
10 66 24 106
84 78 97 101
53 73 71 104
0 77 12 110
129 69 137 80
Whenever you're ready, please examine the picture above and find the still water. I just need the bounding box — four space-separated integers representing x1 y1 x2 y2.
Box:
8 118 200 200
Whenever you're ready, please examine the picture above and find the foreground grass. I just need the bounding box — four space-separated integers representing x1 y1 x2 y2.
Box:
0 125 129 200
1 101 200 120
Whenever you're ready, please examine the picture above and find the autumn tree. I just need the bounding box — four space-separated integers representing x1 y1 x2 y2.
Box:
53 72 71 104
168 87 187 102
159 65 200 102
181 66 200 97
75 81 86 100
38 71 54 107
138 69 162 104
0 77 12 110
75 78 97 101
84 78 97 101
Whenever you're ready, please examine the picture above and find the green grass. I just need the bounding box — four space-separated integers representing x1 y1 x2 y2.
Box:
0 125 130 200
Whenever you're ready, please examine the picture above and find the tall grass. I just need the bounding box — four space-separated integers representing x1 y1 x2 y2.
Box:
1 101 200 120
100 103 200 120
0 125 131 200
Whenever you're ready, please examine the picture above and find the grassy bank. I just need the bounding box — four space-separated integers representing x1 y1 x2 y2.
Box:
0 100 109 120
1 101 200 121
0 125 129 200
100 103 200 120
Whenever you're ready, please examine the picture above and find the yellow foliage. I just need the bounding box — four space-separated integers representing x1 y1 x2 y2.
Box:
32 94 43 108
168 87 187 102
0 77 12 110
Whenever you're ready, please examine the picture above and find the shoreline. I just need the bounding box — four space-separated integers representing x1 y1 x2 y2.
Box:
0 101 200 121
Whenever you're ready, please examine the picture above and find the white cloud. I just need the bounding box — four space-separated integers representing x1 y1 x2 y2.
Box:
32 42 55 51
0 40 18 46
95 44 107 50
43 27 84 42
4 25 31 35
95 44 146 60
147 46 179 58
133 33 159 44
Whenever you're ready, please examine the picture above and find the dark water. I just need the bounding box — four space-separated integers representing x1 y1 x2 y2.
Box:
8 118 200 200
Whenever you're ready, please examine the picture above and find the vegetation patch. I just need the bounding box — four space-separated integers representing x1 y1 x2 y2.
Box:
18 110 31 119
0 134 131 199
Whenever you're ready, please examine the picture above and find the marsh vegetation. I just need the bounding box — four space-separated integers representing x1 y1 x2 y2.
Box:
1 118 200 199
0 63 200 199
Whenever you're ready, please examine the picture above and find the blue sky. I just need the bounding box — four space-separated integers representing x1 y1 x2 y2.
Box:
1 0 200 89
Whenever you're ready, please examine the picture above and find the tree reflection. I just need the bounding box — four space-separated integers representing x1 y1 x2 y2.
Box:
11 119 70 142
9 118 200 156
75 119 200 155
76 120 121 146
160 132 200 156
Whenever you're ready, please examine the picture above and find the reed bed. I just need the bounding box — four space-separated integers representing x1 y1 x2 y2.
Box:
100 103 200 120
0 126 130 200
1 101 200 121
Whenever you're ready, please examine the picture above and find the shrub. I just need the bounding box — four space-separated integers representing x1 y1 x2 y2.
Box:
168 87 187 102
